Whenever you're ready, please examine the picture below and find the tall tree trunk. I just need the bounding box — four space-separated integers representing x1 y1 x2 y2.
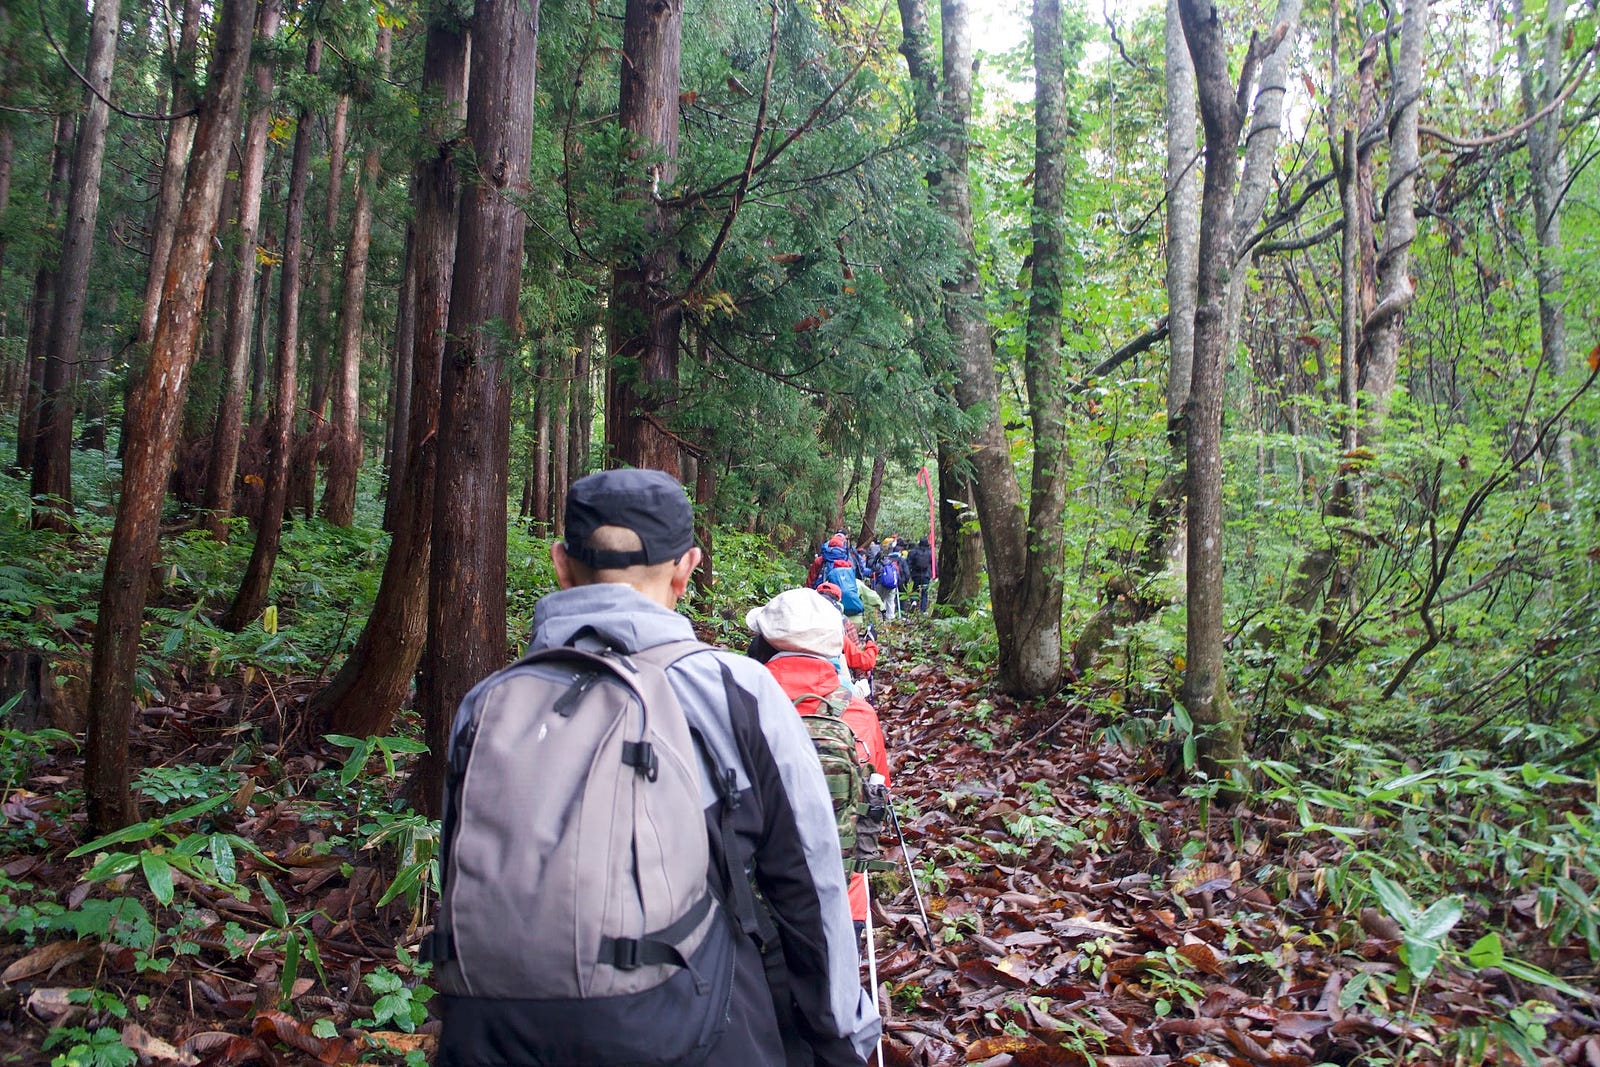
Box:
247 250 274 427
568 323 593 483
204 0 283 539
1515 0 1572 498
1358 0 1425 430
224 33 322 631
33 0 124 529
550 334 571 535
0 125 12 330
1177 0 1247 775
308 93 351 430
315 13 468 740
320 28 390 527
1010 0 1071 694
15 115 74 476
137 0 204 350
857 454 887 547
84 0 255 833
1163 0 1200 428
383 225 418 532
693 453 714 595
411 0 538 812
605 0 683 476
532 347 551 531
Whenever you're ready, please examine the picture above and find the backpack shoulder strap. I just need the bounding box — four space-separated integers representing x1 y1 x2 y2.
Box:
793 684 854 717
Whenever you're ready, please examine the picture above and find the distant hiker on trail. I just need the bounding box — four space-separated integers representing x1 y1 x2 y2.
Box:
816 580 879 687
746 588 892 932
907 536 934 612
435 469 879 1067
872 550 902 621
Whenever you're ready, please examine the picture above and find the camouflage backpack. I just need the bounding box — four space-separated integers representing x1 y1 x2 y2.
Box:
793 687 889 873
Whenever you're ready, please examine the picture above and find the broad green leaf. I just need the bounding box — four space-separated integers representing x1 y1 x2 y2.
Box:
1466 932 1504 969
1338 971 1370 1010
210 834 237 885
1370 872 1417 927
1401 937 1442 980
1412 897 1464 941
141 853 175 907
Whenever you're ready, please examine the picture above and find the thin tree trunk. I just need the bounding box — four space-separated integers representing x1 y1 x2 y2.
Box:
605 0 683 476
84 0 254 833
1163 0 1200 427
33 0 124 528
567 323 593 484
1177 0 1247 775
308 93 351 430
16 115 73 476
1358 0 1425 427
224 33 322 631
0 125 13 331
857 454 887 546
247 255 275 429
412 0 539 814
204 0 283 539
532 347 551 531
383 225 418 532
551 334 571 535
1515 0 1572 499
693 453 714 595
137 0 204 350
320 29 390 527
315 13 468 741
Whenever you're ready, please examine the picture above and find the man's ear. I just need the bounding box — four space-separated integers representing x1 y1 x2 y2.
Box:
669 547 703 598
551 542 578 590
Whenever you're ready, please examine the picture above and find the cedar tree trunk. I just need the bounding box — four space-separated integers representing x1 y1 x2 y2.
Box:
411 0 538 812
84 0 254 832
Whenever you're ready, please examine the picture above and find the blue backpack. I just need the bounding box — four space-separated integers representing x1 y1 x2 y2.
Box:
819 541 852 570
827 563 865 614
875 558 900 591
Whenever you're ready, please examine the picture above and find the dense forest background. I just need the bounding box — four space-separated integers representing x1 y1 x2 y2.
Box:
0 0 1596 1062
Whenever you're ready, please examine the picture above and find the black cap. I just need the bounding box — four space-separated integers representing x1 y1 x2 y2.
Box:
564 469 695 569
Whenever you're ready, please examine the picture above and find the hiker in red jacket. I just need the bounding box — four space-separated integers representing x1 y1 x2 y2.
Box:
815 581 878 676
746 588 890 926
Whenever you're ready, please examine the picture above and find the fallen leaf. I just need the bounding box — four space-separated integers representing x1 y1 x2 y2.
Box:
122 1021 198 1065
25 987 76 1021
2 939 94 983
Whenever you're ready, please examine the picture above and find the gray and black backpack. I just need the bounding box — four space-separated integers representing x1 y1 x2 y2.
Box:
428 639 759 1067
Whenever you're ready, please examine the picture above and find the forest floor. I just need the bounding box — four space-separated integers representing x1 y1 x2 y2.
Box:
0 616 1595 1066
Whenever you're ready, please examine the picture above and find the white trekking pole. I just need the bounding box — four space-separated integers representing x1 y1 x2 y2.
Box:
863 885 885 1067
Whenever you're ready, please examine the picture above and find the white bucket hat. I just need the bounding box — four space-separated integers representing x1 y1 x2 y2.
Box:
745 588 844 658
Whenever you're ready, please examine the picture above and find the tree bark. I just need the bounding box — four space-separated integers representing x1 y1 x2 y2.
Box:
204 0 283 540
137 0 204 350
935 450 983 609
315 13 467 740
84 0 255 833
224 33 322 632
411 0 538 813
16 115 74 476
1163 0 1200 427
321 28 391 527
1358 0 1425 427
550 334 571 535
857 454 887 547
605 0 683 476
1515 0 1572 499
33 0 124 529
1177 0 1246 775
568 324 593 484
383 225 418 533
532 347 552 531
290 96 350 520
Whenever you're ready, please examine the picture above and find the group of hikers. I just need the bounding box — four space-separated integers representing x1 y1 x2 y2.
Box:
432 469 916 1067
805 529 936 620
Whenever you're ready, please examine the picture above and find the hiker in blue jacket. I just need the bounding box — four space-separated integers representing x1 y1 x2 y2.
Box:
439 469 879 1067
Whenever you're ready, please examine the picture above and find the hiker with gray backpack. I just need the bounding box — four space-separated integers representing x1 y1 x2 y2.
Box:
430 469 880 1067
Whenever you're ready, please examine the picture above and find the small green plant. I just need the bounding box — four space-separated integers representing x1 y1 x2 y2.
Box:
358 963 436 1034
42 1026 136 1067
69 794 260 905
